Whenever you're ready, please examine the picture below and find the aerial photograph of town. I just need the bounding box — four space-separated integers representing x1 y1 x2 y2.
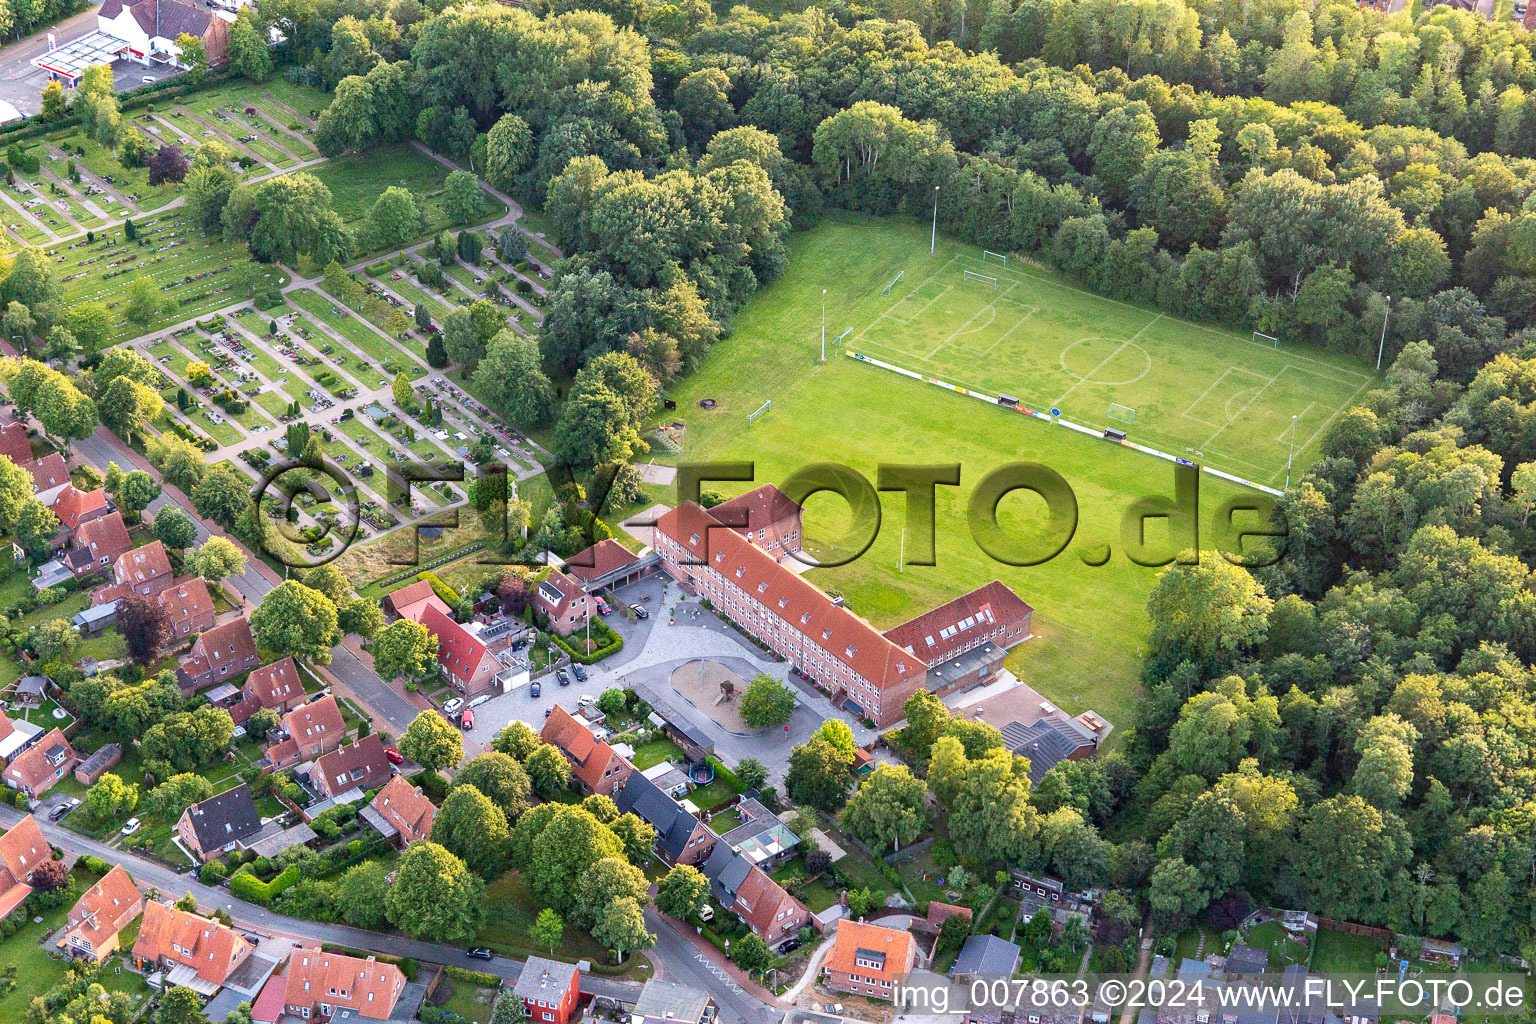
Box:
0 0 1531 1021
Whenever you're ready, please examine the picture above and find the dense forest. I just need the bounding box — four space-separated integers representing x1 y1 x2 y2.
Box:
145 0 1536 959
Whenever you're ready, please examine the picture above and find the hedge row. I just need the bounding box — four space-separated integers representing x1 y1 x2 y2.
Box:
444 966 500 986
230 863 300 905
417 570 461 607
549 617 624 665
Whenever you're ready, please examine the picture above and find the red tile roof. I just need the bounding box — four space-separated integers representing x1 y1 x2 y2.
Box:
313 735 391 795
24 453 67 492
385 580 451 623
62 863 142 953
708 483 802 533
734 864 804 936
824 920 916 984
0 814 49 886
283 946 406 1020
181 617 258 679
251 973 288 1024
51 486 107 529
113 541 172 588
244 656 302 709
132 901 251 986
0 422 31 464
280 695 345 747
563 538 640 583
369 775 437 843
882 580 1033 666
534 567 585 622
540 704 621 791
73 511 130 562
159 576 213 625
3 728 76 793
420 604 490 686
656 502 922 691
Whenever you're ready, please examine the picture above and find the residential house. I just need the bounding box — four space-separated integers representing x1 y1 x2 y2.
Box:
94 540 175 603
66 511 131 577
2 728 78 798
541 705 632 797
264 695 346 770
0 711 43 763
177 784 261 863
613 768 716 867
630 980 716 1024
58 864 144 961
49 485 108 531
821 920 917 999
1224 944 1269 981
311 735 391 799
26 453 70 506
717 796 798 870
532 567 592 636
161 576 216 641
282 946 407 1021
0 421 32 464
419 604 500 695
361 775 436 847
226 656 307 726
708 483 804 562
700 844 811 947
382 579 450 623
131 901 253 993
512 957 580 1024
654 502 925 727
177 617 260 695
0 815 50 918
93 0 231 72
881 580 1034 698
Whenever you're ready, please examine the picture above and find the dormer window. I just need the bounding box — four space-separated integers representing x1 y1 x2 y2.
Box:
757 582 767 593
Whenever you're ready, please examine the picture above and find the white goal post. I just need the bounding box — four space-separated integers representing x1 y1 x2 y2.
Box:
982 250 1009 265
1108 403 1137 423
963 269 998 288
748 399 771 426
881 270 904 296
1253 331 1279 349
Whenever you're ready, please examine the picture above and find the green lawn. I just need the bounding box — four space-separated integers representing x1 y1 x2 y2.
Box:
287 290 429 380
1242 920 1309 968
1309 927 1385 973
308 145 506 254
641 214 1345 731
475 872 651 979
631 738 684 771
0 865 114 1019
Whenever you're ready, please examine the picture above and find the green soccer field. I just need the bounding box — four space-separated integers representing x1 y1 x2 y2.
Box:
846 249 1374 488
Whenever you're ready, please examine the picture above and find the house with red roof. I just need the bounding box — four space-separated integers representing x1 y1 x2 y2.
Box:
93 540 175 604
66 510 131 577
419 603 501 695
250 973 287 1024
0 421 33 465
708 483 804 563
132 900 252 993
58 863 144 961
160 576 215 641
25 452 69 505
2 728 78 797
654 501 926 727
821 920 918 998
562 538 653 591
882 580 1033 697
264 695 346 770
283 946 407 1020
49 485 108 531
0 815 50 919
177 616 259 695
532 567 592 636
226 656 306 725
382 579 450 623
312 735 392 798
362 774 437 846
700 841 812 947
541 705 632 797
513 957 581 1024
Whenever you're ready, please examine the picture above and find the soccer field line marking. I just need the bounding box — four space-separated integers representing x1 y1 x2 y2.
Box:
1273 374 1376 482
1276 403 1316 444
1050 314 1163 408
925 298 999 360
1224 387 1259 423
1200 369 1281 449
864 255 958 328
880 282 953 327
977 301 1039 357
949 251 1376 385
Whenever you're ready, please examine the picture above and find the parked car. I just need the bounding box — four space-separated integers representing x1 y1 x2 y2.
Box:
466 948 493 961
573 665 588 682
443 697 464 713
48 798 78 822
530 681 541 697
577 694 596 708
595 597 611 615
460 708 475 730
779 938 803 954
384 747 404 765
631 604 648 619
556 669 570 686
120 818 142 836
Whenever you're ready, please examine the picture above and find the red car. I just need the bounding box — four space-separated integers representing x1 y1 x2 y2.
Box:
384 747 404 765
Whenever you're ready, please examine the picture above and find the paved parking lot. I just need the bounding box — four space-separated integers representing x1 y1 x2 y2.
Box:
0 6 184 119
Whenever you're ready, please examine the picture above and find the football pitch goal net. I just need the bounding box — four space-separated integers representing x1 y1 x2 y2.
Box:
881 270 904 295
1108 403 1137 423
983 250 1008 265
963 269 998 288
748 399 771 426
1254 331 1279 348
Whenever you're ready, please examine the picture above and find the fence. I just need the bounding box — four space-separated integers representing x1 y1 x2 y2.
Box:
1315 917 1393 941
375 541 486 589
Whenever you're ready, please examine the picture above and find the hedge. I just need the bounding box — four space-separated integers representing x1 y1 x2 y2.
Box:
230 863 300 905
365 261 393 276
549 617 624 665
414 769 448 801
445 966 500 986
417 570 461 607
77 855 111 875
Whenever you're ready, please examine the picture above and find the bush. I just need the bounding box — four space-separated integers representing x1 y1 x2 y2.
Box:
199 860 229 884
445 966 500 986
417 570 461 607
229 863 301 905
549 617 624 664
414 769 448 801
78 855 110 875
366 261 393 276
